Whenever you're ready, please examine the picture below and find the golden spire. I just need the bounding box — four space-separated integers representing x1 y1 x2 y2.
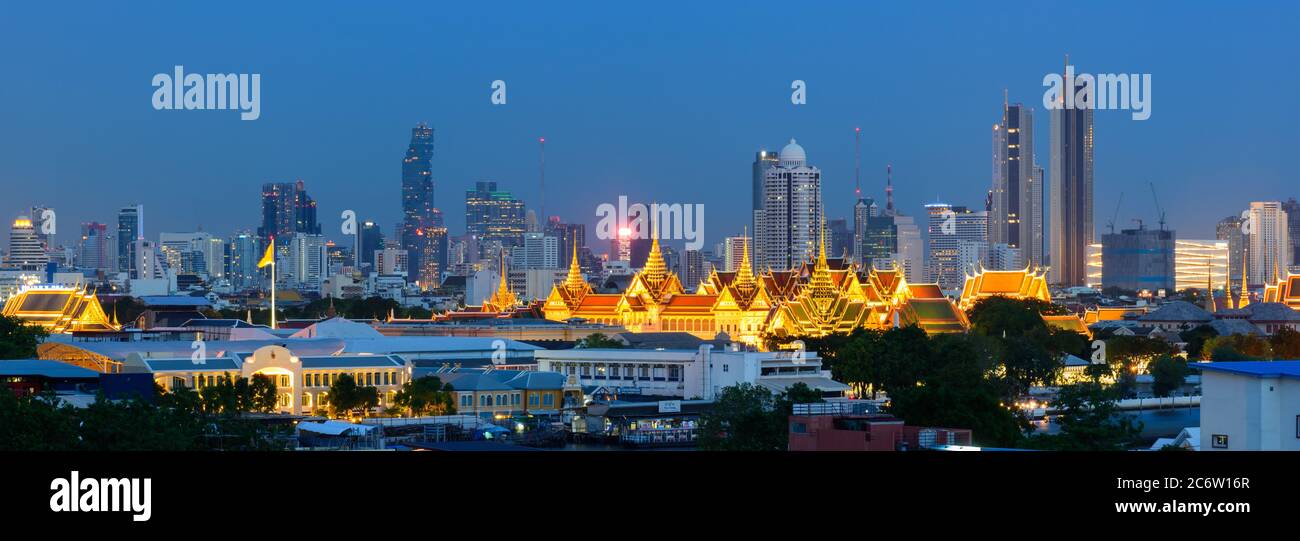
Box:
564 235 585 290
486 251 518 312
1224 261 1235 310
642 208 668 284
1239 244 1251 308
735 227 755 288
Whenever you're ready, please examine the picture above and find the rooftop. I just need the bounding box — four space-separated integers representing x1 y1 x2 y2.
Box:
1197 361 1300 379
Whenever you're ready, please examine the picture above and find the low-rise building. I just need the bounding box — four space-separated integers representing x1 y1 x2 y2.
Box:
534 344 848 400
1199 361 1300 451
123 344 409 415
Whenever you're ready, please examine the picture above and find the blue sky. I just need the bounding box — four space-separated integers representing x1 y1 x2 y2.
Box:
1 1 1296 254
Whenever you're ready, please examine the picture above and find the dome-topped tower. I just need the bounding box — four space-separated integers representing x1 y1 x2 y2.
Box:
778 138 806 166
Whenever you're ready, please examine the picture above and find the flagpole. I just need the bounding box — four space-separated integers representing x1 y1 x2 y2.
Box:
270 259 277 330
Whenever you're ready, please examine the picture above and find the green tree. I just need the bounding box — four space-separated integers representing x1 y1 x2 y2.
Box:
1025 381 1142 451
1149 354 1189 398
886 333 1026 447
326 373 379 418
697 383 786 451
1203 334 1271 361
1180 325 1218 359
0 315 49 359
1103 336 1178 397
576 333 624 348
1269 326 1300 359
392 375 457 416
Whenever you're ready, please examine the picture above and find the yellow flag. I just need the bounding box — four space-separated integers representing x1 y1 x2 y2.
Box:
257 239 275 268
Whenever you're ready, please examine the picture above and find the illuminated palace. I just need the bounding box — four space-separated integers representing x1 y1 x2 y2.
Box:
543 231 995 348
1 284 120 334
1262 270 1300 309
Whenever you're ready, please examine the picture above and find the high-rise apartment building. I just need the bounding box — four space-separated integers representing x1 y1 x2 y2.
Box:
755 139 822 270
1246 201 1290 285
117 205 142 276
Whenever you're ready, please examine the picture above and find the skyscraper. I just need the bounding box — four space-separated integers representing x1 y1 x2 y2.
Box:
117 205 142 275
7 217 48 271
77 222 109 271
359 221 384 271
755 139 822 270
991 99 1043 269
465 181 526 255
1246 201 1290 284
752 148 779 214
400 123 436 280
925 204 988 290
1216 215 1245 286
227 232 258 290
259 180 320 244
1282 198 1300 266
1049 63 1095 287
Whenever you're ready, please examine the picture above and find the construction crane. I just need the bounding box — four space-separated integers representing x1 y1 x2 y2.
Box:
1149 182 1166 231
1107 192 1124 234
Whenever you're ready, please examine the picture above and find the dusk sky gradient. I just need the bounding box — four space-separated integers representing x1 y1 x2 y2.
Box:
2 1 1297 255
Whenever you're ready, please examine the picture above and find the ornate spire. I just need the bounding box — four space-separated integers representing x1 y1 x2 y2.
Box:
1239 244 1251 308
486 251 519 312
735 227 755 288
642 208 668 285
564 236 585 290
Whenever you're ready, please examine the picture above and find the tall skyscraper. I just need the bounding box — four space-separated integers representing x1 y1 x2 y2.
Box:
464 181 526 255
259 180 321 247
77 222 109 271
285 233 328 291
680 249 707 290
400 123 437 281
1282 198 1300 266
828 218 851 259
755 139 822 270
752 149 779 215
227 232 258 290
117 205 142 275
359 221 384 270
7 217 48 271
894 214 923 283
1216 216 1245 285
1246 201 1290 284
1049 64 1095 286
991 99 1043 269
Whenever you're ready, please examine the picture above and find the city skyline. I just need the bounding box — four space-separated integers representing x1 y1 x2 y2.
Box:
2 3 1298 255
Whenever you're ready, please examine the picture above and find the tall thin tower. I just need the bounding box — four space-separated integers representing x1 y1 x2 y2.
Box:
854 127 861 199
884 165 895 216
539 136 546 222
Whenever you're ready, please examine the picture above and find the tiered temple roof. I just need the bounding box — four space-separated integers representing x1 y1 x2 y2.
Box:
1262 270 1300 309
1 284 120 334
956 264 1051 311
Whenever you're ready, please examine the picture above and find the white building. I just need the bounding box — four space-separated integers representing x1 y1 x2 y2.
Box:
374 246 409 276
925 204 988 289
1199 361 1300 451
893 214 923 283
534 344 847 401
1247 201 1290 285
755 139 822 271
285 233 328 291
512 232 559 269
7 217 48 271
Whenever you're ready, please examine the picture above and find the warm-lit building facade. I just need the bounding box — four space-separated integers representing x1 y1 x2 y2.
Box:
542 232 977 346
1 284 120 334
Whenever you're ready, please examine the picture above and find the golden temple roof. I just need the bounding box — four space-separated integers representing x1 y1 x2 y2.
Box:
1 284 120 334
